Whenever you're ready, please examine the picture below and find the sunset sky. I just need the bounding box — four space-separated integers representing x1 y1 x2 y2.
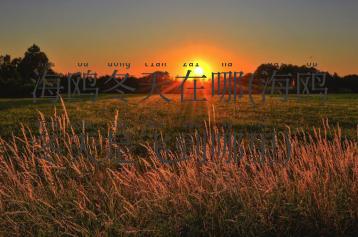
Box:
0 0 357 76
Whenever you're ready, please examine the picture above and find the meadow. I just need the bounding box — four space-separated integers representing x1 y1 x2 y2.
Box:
1 94 357 140
0 94 357 236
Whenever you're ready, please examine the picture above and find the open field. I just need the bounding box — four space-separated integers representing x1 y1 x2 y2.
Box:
1 94 357 139
0 94 357 236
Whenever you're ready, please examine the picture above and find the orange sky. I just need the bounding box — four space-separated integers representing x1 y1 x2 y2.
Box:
53 43 253 77
1 0 357 76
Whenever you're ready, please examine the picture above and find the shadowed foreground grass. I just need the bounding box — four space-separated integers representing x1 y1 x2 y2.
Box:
0 100 357 236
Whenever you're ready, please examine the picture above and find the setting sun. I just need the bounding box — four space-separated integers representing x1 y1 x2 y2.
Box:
179 59 213 78
194 66 204 75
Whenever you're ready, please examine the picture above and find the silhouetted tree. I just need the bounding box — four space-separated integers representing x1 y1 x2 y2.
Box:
18 44 50 81
0 55 24 96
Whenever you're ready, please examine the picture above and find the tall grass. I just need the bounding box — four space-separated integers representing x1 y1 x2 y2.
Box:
0 99 357 236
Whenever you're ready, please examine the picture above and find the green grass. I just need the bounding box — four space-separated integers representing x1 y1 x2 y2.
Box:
0 94 357 141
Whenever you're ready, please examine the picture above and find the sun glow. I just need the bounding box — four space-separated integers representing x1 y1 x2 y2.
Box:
194 67 204 75
182 59 213 79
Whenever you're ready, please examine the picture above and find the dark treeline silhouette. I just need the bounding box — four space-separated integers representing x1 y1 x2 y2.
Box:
255 64 358 93
1 44 357 97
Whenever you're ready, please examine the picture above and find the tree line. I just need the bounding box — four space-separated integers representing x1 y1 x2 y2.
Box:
1 44 357 97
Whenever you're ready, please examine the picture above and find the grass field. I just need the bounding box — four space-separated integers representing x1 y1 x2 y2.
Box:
0 94 357 236
1 94 357 139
